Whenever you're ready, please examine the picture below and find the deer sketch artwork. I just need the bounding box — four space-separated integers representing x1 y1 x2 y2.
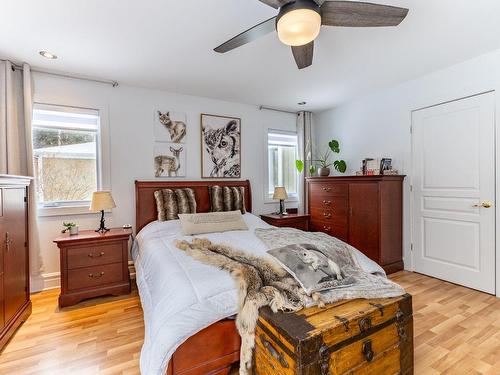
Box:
154 146 183 177
202 118 241 178
158 111 187 143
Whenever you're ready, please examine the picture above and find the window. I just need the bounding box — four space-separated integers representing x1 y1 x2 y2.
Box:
267 130 298 199
32 104 100 208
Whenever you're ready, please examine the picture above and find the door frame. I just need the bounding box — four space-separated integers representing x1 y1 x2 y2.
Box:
409 91 498 297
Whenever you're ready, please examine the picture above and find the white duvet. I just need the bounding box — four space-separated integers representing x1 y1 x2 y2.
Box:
133 213 385 375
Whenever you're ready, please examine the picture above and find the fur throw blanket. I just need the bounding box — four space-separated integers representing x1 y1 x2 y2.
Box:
175 238 316 374
176 230 405 374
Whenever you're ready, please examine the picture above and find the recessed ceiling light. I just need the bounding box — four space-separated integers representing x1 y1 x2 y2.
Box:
39 51 57 59
298 101 307 106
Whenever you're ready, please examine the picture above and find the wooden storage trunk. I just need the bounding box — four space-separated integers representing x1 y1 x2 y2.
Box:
255 294 413 375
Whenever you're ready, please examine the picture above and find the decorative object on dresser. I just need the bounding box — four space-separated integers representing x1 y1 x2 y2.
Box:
0 175 32 351
61 222 78 235
201 114 241 178
90 191 116 233
53 228 132 308
296 139 346 177
307 175 405 274
260 213 310 231
272 186 288 215
255 293 413 374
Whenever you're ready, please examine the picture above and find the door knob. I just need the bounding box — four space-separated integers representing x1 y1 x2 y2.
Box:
472 201 493 208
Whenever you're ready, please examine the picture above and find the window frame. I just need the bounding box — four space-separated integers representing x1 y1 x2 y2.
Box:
32 101 110 217
264 128 299 204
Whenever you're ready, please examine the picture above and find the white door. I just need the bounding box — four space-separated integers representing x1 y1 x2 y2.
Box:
412 92 496 294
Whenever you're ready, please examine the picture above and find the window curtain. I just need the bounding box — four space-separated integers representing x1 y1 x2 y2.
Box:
296 111 314 214
0 60 27 175
0 61 43 280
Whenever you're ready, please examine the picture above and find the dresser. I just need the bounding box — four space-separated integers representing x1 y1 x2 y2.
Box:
307 175 405 274
0 175 32 351
53 228 132 307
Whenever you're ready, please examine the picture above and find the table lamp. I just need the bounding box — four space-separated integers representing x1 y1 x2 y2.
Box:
273 187 288 216
90 191 116 233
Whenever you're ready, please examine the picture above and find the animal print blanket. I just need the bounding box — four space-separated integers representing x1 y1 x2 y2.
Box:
255 228 405 301
176 229 404 374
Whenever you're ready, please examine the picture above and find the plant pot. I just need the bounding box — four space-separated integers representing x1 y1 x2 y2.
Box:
318 167 331 177
69 226 79 236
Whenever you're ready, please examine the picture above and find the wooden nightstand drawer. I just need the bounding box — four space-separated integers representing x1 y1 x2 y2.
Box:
67 242 123 270
67 263 123 291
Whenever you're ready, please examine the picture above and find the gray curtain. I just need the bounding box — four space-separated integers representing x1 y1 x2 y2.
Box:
0 61 43 279
0 60 27 175
297 111 313 213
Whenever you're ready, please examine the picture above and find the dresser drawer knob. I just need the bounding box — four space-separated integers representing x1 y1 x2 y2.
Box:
322 200 332 205
88 272 105 278
323 212 332 219
323 226 331 232
322 187 332 192
88 252 105 258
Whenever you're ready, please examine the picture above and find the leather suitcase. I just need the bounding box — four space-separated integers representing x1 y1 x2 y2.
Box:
255 294 413 375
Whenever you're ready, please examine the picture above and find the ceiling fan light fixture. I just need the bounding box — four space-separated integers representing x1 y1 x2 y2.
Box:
277 1 321 47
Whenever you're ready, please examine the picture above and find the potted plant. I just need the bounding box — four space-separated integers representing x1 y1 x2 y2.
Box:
296 139 347 176
61 222 79 235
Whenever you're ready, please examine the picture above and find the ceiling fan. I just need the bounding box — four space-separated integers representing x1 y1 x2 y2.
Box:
214 0 409 69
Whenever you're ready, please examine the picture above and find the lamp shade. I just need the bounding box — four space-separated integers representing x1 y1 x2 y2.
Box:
90 191 116 211
273 187 288 200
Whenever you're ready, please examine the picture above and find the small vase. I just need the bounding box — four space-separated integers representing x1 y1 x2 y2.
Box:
318 167 331 177
69 226 79 236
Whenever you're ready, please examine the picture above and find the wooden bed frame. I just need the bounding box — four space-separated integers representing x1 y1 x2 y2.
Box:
135 180 252 375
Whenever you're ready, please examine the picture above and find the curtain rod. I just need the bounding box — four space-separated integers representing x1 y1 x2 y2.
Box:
4 60 118 87
259 105 298 115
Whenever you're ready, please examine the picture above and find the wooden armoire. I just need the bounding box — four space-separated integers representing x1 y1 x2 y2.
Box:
307 175 405 274
0 175 31 350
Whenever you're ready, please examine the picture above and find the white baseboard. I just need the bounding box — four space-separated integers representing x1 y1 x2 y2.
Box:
30 262 136 293
31 272 61 293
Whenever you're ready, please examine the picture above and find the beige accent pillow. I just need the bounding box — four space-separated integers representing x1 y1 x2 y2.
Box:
178 211 248 236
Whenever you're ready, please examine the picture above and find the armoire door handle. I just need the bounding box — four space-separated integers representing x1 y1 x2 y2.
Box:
5 232 12 251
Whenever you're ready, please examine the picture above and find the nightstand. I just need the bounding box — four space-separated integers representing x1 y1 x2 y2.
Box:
53 228 132 308
260 213 310 231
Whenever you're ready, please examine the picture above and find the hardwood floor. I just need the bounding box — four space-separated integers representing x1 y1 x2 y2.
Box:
0 271 499 374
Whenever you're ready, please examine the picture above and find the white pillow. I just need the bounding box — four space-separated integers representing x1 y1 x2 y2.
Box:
178 210 248 235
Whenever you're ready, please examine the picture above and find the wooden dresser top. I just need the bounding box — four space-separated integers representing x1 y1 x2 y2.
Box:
53 228 132 245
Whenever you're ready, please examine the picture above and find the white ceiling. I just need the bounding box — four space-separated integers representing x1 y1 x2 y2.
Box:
2 0 500 111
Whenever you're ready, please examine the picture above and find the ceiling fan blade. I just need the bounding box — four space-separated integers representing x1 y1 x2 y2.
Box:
258 0 294 9
321 1 409 27
214 17 276 53
292 41 314 69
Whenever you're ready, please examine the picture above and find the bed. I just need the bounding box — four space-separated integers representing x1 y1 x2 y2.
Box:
133 180 386 375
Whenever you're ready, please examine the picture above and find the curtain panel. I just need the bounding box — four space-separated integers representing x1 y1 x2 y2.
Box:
0 61 42 279
296 111 313 213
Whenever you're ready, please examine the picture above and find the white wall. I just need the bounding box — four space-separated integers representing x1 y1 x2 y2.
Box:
315 48 500 296
31 74 296 291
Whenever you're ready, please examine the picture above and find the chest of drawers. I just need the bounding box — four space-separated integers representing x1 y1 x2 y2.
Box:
53 228 132 307
307 176 405 274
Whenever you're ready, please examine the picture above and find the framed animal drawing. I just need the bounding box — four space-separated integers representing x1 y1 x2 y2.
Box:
201 114 241 178
155 110 187 143
154 142 186 177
